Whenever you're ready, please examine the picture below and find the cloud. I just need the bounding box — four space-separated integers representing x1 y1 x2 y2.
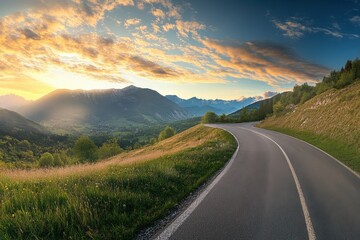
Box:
163 23 175 31
175 20 205 38
152 22 161 33
151 8 166 19
124 18 141 28
263 91 278 98
332 22 341 30
19 28 41 40
1 0 337 98
350 15 360 26
141 0 181 19
202 38 330 86
0 76 54 99
272 17 358 39
272 19 310 38
127 56 181 77
0 0 225 95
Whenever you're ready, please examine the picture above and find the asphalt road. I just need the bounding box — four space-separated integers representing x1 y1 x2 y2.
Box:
155 123 360 240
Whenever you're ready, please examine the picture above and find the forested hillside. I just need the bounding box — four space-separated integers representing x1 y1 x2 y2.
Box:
226 58 360 122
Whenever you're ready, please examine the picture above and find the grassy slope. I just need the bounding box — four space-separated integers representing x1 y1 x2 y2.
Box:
259 82 360 173
0 125 237 239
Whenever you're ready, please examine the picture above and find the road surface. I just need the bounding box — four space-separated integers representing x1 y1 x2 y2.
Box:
155 123 360 240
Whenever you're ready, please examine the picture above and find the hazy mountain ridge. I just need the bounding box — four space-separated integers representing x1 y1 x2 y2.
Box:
16 85 191 133
166 95 262 116
0 94 30 110
0 108 49 140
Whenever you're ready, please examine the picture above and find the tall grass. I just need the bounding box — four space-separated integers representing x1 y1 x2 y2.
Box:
0 129 237 239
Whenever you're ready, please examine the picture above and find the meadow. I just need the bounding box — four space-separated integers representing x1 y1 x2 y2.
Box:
0 125 237 239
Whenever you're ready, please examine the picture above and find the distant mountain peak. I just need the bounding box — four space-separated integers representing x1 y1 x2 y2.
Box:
0 94 30 110
165 95 260 116
123 85 139 90
16 85 191 133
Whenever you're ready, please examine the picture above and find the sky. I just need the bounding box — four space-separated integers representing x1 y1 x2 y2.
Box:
0 0 359 100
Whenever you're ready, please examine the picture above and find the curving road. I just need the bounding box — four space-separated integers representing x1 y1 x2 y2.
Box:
155 123 360 240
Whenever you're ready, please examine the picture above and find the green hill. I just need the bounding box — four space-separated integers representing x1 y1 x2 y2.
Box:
259 82 360 172
0 108 49 140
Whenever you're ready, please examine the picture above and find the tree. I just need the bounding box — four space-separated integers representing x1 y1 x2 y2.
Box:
18 140 31 151
19 151 35 162
0 151 4 162
38 152 54 167
133 141 142 149
219 114 227 122
273 101 285 116
158 126 176 141
335 70 355 89
149 138 157 145
201 111 218 123
98 138 122 159
239 108 249 122
345 60 352 72
73 136 98 162
53 153 64 167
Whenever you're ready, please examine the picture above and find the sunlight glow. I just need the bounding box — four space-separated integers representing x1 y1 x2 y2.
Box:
33 69 128 90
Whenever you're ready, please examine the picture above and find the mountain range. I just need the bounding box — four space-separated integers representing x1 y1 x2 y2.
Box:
12 86 190 133
165 95 262 116
0 86 275 134
0 94 30 110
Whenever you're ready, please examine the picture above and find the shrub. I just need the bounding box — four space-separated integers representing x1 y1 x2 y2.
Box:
98 138 122 159
273 101 285 116
53 153 64 167
201 111 218 123
73 136 98 163
158 126 176 141
38 152 54 167
149 138 157 145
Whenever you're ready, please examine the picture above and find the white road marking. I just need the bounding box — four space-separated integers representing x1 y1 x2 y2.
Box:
240 127 316 240
261 129 360 179
154 126 240 240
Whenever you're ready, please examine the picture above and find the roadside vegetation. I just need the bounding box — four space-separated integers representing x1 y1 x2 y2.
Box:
206 58 360 123
0 125 237 239
259 81 360 173
199 58 360 173
0 118 199 169
260 127 360 173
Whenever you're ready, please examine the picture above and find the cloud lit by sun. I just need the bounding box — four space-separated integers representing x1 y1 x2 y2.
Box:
3 0 355 100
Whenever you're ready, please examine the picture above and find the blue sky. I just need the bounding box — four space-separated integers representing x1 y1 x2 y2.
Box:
0 0 359 100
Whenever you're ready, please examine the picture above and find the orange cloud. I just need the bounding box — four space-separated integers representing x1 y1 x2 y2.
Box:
163 23 175 31
1 0 329 98
151 8 166 19
176 20 205 38
202 38 330 86
124 18 142 28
